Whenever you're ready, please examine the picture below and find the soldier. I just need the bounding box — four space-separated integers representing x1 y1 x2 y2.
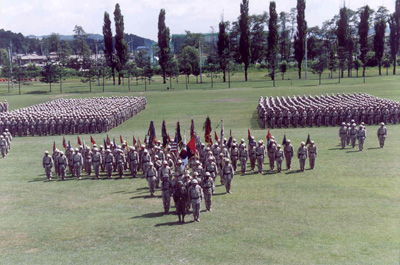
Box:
104 149 114 179
205 156 218 192
293 110 300 128
297 142 308 172
159 160 172 183
92 148 102 179
349 123 358 148
127 147 139 178
202 172 213 211
249 141 257 171
194 160 205 181
141 149 151 174
53 149 60 177
188 179 203 222
267 139 277 171
284 139 294 170
145 162 158 197
84 147 93 176
339 122 348 149
256 140 266 173
308 141 317 170
332 108 338 126
0 136 7 158
42 151 54 180
73 148 83 179
221 158 234 194
115 149 126 178
377 122 387 148
230 143 239 171
67 148 74 177
274 144 284 173
173 181 187 223
357 125 366 151
58 151 68 180
346 123 351 146
161 175 173 214
239 140 248 174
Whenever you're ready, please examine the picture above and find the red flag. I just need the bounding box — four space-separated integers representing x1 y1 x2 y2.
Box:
77 136 82 146
187 135 197 159
90 136 96 145
106 135 111 145
133 135 137 145
203 116 212 145
248 129 251 140
266 130 272 141
214 131 219 142
63 137 67 149
53 141 56 152
120 135 124 144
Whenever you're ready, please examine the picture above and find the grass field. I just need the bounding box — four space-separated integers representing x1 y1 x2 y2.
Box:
0 69 399 264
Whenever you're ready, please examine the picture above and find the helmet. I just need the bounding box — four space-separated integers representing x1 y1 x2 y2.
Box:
60 151 64 155
277 144 281 148
44 151 49 154
177 159 182 164
191 179 198 184
205 172 211 177
381 122 385 126
149 162 153 166
163 160 168 165
75 148 79 152
301 142 305 146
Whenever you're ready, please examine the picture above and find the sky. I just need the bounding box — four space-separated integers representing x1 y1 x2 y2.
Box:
0 0 395 40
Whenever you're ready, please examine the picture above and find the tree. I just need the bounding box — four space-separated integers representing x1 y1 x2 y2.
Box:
279 12 290 61
124 61 138 91
374 7 388 76
279 60 288 80
80 56 97 92
103 11 116 85
143 56 153 89
45 33 60 53
388 0 400 75
114 3 129 85
166 57 179 89
157 9 171 84
40 57 59 92
310 56 327 85
73 25 90 57
239 0 251 81
328 47 337 79
294 0 307 79
217 20 230 82
382 53 391 75
267 1 279 87
250 13 268 64
180 46 199 89
336 7 349 79
358 5 371 81
353 59 362 77
57 40 72 93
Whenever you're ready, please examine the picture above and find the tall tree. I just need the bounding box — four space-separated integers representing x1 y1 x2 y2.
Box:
57 40 72 93
374 7 389 75
114 3 129 85
73 25 90 57
250 13 268 64
336 7 349 79
239 0 251 81
217 20 230 82
293 0 307 79
103 12 116 85
279 11 289 61
389 0 400 75
267 1 279 87
358 5 371 80
157 9 171 84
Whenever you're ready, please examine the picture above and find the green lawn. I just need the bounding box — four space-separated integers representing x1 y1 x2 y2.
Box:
0 71 399 264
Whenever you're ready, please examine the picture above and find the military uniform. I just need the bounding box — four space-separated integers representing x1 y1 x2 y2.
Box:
274 146 284 172
161 176 173 213
73 150 83 179
256 142 266 173
104 151 114 178
42 153 54 180
173 182 187 223
377 124 387 148
58 153 68 180
92 150 102 179
357 126 366 151
339 124 348 149
307 142 317 169
297 143 308 171
202 174 213 211
284 142 294 170
188 180 203 222
145 164 158 196
221 160 234 193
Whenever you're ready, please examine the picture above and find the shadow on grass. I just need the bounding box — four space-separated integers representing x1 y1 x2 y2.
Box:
25 90 48 95
213 192 226 196
242 171 259 176
263 171 279 175
285 170 303 175
131 211 165 219
130 194 161 200
328 147 344 150
367 147 381 150
346 150 360 153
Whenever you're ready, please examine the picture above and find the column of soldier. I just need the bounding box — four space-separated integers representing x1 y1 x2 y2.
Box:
0 96 147 137
257 93 400 129
0 128 12 158
0 100 9 113
42 131 317 223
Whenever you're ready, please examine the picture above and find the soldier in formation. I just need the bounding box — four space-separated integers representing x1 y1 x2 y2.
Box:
0 130 12 158
377 123 387 148
0 96 146 137
257 93 400 129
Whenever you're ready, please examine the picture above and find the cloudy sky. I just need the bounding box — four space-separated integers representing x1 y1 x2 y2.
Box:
0 0 394 40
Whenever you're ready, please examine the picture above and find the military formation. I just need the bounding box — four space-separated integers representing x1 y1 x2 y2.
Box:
0 128 12 158
0 96 146 137
257 93 400 129
42 129 323 223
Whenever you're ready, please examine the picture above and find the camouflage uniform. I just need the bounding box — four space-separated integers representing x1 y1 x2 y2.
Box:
42 152 54 180
202 173 213 211
297 143 308 172
307 142 317 169
377 123 387 148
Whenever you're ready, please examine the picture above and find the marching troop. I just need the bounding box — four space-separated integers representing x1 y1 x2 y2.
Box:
0 128 12 158
258 93 400 129
42 132 320 223
0 96 147 137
